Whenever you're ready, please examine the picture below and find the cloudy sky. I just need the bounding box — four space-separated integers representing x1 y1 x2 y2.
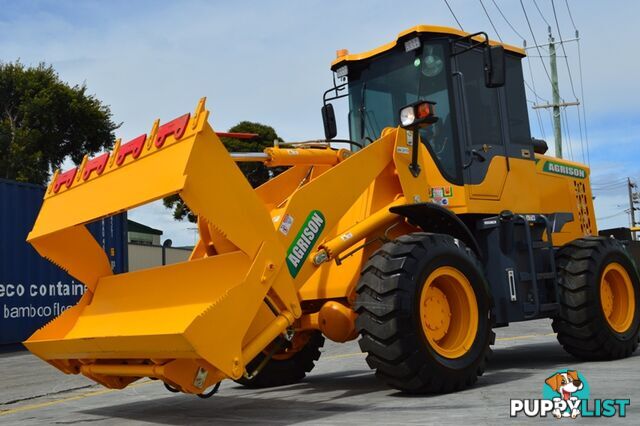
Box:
2 0 638 245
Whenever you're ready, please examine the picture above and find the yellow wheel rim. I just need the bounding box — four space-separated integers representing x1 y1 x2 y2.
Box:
420 266 478 359
600 262 636 333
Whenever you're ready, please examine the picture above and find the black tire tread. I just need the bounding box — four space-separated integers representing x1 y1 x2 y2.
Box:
354 232 494 394
236 331 324 388
553 236 640 360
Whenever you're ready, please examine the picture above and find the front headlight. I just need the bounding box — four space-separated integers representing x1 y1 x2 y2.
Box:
400 106 416 127
399 101 437 129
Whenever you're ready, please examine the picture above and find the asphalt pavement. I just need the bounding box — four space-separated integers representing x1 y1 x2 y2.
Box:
1 319 638 425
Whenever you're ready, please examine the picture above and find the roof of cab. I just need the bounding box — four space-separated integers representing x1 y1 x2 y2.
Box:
331 25 526 69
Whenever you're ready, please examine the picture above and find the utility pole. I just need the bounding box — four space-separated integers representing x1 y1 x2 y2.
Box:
549 34 562 158
530 28 580 159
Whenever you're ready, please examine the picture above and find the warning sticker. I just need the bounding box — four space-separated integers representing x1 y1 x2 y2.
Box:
430 186 453 206
279 214 294 236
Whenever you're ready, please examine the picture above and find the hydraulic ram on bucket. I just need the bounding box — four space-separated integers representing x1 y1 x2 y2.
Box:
25 98 398 394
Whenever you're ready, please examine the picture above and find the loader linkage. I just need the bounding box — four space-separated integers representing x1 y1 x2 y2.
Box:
26 98 404 394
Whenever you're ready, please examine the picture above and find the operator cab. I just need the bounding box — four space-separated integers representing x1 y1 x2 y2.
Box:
323 25 532 187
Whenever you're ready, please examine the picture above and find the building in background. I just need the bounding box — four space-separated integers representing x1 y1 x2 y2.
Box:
128 220 163 245
1 179 127 345
127 219 191 271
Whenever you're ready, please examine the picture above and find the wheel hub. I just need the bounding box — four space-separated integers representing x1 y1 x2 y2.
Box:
601 280 614 318
600 262 636 333
419 266 479 359
422 287 451 341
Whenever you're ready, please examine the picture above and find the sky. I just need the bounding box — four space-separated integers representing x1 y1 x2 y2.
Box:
2 0 638 246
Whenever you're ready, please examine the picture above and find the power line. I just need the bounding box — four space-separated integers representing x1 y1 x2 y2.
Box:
520 0 553 86
551 0 586 164
564 0 578 31
564 0 591 166
491 0 526 41
524 79 549 103
565 107 575 161
576 35 590 166
592 179 627 186
550 0 578 99
525 86 547 139
523 41 550 140
591 178 628 188
575 97 586 164
560 105 574 161
443 0 464 31
532 0 552 29
479 0 503 42
592 183 628 190
524 68 548 138
597 211 627 221
535 108 547 140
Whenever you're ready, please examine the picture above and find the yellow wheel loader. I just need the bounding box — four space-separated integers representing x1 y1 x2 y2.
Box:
25 25 640 395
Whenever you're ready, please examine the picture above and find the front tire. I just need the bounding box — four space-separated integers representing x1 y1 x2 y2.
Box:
553 237 640 360
354 233 493 394
236 331 324 388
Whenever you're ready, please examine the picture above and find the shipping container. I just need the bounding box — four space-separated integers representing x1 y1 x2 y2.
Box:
0 178 128 344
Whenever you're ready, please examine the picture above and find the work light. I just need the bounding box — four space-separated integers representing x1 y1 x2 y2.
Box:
404 37 421 52
399 101 437 128
335 65 348 79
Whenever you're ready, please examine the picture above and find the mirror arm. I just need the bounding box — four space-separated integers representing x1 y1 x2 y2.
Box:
409 130 421 177
449 32 490 57
323 83 348 105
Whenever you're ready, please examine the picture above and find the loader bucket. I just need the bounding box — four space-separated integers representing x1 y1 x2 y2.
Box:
24 98 302 393
24 97 398 393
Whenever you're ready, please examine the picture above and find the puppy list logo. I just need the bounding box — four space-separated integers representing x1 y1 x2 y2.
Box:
510 369 630 419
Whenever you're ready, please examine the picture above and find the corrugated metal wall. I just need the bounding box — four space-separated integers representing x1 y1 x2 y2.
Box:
0 178 128 344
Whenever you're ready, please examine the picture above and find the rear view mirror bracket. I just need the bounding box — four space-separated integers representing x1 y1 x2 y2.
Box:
450 31 506 88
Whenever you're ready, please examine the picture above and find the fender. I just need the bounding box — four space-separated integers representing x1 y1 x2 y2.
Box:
389 203 482 258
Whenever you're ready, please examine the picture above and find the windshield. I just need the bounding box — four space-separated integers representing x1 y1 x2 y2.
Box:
348 41 459 181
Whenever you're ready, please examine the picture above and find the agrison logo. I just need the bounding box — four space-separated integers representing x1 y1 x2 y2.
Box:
543 160 587 179
286 210 325 277
510 369 630 419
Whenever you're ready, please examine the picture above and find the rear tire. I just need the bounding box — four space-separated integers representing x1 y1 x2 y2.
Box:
236 331 324 388
553 237 640 360
354 233 493 394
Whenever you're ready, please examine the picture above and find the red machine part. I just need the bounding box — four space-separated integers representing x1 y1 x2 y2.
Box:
215 132 259 139
155 113 190 148
116 134 147 166
82 153 110 180
53 168 77 193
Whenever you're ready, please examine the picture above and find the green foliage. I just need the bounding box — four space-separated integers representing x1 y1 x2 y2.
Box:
163 121 285 222
0 61 118 185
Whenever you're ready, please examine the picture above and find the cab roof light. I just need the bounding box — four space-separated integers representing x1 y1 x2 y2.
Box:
335 65 348 79
404 37 421 52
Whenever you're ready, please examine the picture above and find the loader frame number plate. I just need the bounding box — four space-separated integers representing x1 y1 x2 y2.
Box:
286 210 325 277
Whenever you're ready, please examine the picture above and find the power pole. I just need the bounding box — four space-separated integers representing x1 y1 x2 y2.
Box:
530 28 580 159
549 34 562 158
629 178 638 239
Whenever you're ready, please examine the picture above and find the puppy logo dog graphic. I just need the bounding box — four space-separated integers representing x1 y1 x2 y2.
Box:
544 370 586 419
510 369 630 418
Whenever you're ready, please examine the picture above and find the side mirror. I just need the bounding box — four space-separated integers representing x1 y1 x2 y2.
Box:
321 103 337 140
483 45 505 88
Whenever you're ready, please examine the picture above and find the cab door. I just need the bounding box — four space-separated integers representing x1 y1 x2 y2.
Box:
453 49 508 200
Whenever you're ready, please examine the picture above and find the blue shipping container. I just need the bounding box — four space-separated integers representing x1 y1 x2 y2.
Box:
0 178 128 344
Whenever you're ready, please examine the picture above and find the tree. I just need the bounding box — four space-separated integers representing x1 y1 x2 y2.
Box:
0 61 118 185
163 121 283 222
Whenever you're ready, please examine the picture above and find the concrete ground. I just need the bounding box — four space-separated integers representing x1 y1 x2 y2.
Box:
1 319 638 425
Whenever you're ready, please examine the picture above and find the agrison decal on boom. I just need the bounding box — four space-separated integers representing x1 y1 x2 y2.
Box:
286 210 325 277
